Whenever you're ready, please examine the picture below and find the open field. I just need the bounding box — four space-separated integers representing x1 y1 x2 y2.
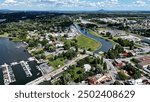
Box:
48 58 65 70
76 34 101 51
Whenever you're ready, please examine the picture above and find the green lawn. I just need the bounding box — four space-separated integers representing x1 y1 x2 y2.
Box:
0 33 8 37
88 29 100 37
48 58 65 70
11 37 22 42
76 34 101 51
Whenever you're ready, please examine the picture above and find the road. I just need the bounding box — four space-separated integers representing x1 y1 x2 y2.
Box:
26 54 88 85
27 49 118 85
81 49 117 83
116 54 150 61
28 49 149 85
116 54 150 75
104 59 117 82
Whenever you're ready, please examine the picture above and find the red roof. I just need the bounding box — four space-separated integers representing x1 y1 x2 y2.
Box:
122 52 129 57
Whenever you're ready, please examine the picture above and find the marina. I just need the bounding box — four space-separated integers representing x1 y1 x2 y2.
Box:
0 38 42 85
0 60 42 85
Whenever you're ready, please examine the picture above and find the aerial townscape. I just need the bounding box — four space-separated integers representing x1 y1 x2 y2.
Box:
0 0 150 85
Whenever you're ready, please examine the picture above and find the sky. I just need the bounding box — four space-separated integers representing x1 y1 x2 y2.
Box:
0 0 150 11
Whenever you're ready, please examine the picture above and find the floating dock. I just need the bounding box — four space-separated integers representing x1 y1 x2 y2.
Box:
20 61 32 77
2 63 16 85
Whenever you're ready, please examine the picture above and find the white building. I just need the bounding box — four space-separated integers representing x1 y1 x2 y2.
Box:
56 43 64 48
142 37 150 44
126 79 143 85
84 64 91 72
39 63 53 75
136 56 150 69
120 35 141 42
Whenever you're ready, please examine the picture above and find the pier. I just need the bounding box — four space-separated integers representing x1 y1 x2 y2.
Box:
20 61 32 77
0 58 36 79
0 58 41 85
2 63 16 85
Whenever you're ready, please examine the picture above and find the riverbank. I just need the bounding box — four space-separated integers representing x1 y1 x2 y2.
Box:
76 34 101 52
0 33 8 38
88 29 117 46
0 33 23 42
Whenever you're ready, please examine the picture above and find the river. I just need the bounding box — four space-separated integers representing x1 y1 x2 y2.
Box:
78 27 113 53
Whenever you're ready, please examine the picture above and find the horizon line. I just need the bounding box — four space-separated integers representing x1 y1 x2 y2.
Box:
1 9 150 12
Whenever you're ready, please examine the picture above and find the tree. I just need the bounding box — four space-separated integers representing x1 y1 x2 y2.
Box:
103 62 107 71
118 71 129 81
75 45 78 52
113 81 122 85
41 39 48 46
82 49 86 54
106 32 111 37
115 44 124 53
65 49 77 60
85 57 91 63
41 54 46 59
63 34 68 38
129 41 134 50
100 57 104 65
106 50 116 59
133 69 141 79
64 41 71 50
62 73 72 85
124 64 141 79
77 59 85 67
95 65 103 74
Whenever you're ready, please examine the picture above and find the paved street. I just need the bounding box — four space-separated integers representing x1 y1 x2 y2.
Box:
26 54 88 85
116 54 150 75
83 50 118 82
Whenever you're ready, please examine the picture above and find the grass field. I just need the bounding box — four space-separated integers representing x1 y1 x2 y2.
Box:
76 34 101 51
48 58 65 70
0 33 8 38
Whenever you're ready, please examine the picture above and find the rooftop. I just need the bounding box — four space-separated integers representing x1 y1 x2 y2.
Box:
39 63 53 74
136 56 150 66
88 74 112 85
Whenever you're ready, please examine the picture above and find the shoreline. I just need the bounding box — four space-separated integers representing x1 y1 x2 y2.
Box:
87 29 117 46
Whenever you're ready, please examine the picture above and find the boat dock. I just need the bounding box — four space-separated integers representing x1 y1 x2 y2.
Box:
20 61 32 77
2 63 16 85
10 62 19 66
0 58 41 85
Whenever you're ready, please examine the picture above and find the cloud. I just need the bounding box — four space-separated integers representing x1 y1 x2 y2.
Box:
134 0 146 6
0 0 119 8
4 0 17 4
0 0 149 10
